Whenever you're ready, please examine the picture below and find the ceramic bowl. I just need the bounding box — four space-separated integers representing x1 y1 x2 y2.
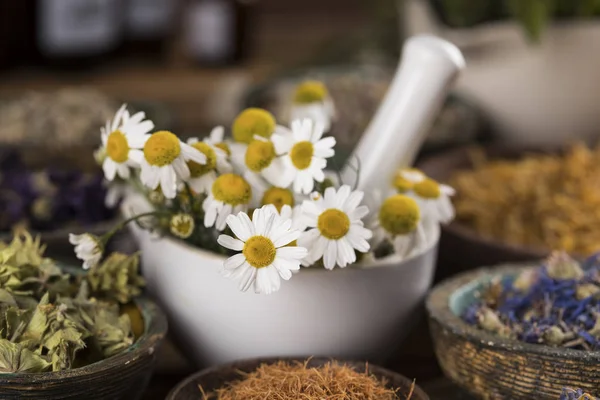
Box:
427 263 600 399
123 194 440 367
0 296 167 400
166 357 429 400
417 144 557 283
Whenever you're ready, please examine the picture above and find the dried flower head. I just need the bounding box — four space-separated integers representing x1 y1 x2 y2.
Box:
170 213 195 239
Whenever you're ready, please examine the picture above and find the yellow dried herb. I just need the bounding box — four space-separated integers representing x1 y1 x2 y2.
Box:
450 143 600 255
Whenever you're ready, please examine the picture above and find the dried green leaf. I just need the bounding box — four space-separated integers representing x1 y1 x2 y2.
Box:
86 253 145 304
1 306 31 342
0 339 50 373
20 293 52 346
0 289 17 307
90 305 134 358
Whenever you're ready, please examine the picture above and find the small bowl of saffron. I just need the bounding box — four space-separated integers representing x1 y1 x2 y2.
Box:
427 252 600 399
166 357 428 400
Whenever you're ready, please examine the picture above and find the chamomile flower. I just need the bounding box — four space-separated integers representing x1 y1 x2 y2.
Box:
217 205 308 294
271 118 336 195
291 80 336 133
298 185 372 269
245 173 300 212
170 213 195 239
232 136 289 188
369 193 428 259
139 130 207 199
203 173 253 230
69 233 103 270
185 135 232 194
412 177 455 224
279 204 308 233
232 108 277 144
392 168 427 193
100 104 154 181
204 126 231 156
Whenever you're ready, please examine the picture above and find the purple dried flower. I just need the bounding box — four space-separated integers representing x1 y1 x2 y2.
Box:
0 150 116 232
462 251 600 350
560 387 597 399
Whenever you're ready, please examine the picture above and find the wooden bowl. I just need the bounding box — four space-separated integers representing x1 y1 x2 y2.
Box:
427 263 600 399
417 144 558 283
0 296 168 399
166 357 429 400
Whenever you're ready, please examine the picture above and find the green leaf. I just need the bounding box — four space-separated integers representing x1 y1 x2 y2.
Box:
86 253 145 304
0 289 17 307
20 293 51 345
0 339 50 373
89 306 134 358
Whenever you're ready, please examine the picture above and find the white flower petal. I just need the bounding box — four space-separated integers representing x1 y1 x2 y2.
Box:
159 166 177 199
276 245 308 261
218 235 245 251
335 185 351 209
216 203 233 231
116 163 130 179
344 191 364 213
337 238 356 267
102 159 117 181
239 266 257 292
182 142 207 164
273 259 293 280
223 252 246 270
348 205 369 222
323 241 337 270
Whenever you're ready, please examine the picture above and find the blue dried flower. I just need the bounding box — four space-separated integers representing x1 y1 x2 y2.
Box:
463 251 600 350
560 387 597 399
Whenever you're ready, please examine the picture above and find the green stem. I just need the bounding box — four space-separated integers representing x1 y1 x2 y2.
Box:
101 211 171 243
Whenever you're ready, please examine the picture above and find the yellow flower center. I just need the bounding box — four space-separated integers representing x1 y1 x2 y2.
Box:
393 174 414 193
143 131 181 167
232 108 276 144
106 130 129 163
413 178 441 199
294 80 328 104
188 142 217 177
290 141 314 170
318 209 350 240
212 173 252 206
243 235 276 268
170 214 195 239
214 142 231 156
245 140 276 172
379 194 420 235
261 187 294 212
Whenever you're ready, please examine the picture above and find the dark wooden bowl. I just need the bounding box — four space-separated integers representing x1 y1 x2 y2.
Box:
167 357 429 400
0 296 168 400
427 263 600 399
417 144 561 283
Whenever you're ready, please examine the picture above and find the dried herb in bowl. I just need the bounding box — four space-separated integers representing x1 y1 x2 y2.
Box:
463 251 600 350
450 143 600 255
561 387 597 399
199 360 413 400
0 230 144 372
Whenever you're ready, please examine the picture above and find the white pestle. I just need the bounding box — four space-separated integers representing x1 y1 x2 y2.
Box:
341 35 465 194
